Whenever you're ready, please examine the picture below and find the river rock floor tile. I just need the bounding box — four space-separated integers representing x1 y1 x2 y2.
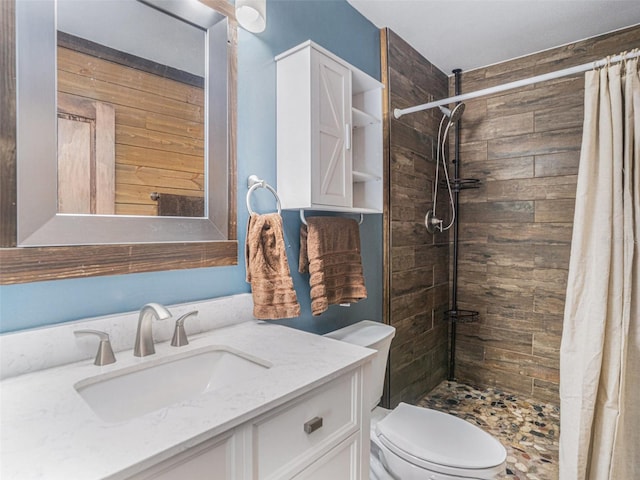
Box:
418 381 560 480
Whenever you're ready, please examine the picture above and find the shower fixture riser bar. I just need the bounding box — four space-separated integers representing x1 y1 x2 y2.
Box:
449 69 462 382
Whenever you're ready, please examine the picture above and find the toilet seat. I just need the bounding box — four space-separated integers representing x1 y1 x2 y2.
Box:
375 403 506 477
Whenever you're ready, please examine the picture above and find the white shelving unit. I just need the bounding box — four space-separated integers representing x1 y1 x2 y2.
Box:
276 41 383 214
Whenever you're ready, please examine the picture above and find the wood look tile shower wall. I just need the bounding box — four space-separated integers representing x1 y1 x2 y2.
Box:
382 29 450 407
452 25 640 404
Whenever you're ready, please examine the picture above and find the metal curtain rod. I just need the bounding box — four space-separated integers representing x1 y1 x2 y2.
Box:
394 49 640 118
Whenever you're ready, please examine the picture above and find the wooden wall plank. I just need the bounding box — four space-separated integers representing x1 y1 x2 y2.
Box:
486 175 578 201
461 156 534 182
485 77 584 117
116 124 204 156
534 244 571 269
488 222 573 245
457 364 534 395
116 145 202 172
534 151 581 177
459 201 535 223
535 199 575 223
460 111 534 143
487 128 582 160
0 241 237 284
57 47 204 106
117 105 205 140
57 69 203 122
532 379 560 404
0 0 17 247
483 347 559 383
115 184 204 207
116 164 204 190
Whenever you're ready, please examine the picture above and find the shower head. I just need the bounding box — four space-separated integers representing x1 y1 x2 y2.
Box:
438 103 465 123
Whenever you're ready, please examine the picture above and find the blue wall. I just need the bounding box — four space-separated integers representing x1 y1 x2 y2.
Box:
0 0 382 334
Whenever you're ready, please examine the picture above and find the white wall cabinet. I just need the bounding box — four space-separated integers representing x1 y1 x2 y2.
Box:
129 366 369 480
276 41 383 213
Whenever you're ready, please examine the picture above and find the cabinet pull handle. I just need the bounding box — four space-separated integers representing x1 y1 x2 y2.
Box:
303 416 323 434
345 123 352 150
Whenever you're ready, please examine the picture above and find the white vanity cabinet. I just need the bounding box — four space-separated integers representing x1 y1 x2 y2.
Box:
0 311 374 480
129 366 369 480
132 431 241 480
276 41 383 213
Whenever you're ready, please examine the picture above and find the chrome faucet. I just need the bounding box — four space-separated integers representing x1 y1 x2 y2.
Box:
134 303 172 357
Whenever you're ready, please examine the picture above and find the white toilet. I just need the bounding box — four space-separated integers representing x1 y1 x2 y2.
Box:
325 320 507 480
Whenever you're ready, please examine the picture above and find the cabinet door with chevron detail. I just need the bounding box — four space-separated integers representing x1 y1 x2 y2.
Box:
311 52 352 208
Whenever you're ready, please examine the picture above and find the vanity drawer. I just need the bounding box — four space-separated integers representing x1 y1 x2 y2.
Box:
253 370 360 479
293 433 361 480
131 431 237 480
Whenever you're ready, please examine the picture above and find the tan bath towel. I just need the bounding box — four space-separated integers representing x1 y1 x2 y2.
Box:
299 217 367 316
246 213 300 319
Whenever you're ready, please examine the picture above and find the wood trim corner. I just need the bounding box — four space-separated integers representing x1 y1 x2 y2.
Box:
0 0 17 248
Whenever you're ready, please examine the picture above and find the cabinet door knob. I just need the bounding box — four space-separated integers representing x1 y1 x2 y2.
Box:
303 416 323 434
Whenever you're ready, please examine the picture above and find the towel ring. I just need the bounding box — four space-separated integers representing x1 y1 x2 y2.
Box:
246 175 281 215
299 210 364 226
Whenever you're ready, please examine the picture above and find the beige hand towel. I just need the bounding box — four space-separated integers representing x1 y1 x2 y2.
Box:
246 213 300 319
299 217 367 316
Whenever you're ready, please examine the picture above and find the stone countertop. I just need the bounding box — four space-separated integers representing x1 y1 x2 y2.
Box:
1 320 374 479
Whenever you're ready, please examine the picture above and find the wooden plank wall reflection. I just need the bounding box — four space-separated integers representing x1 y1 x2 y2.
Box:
452 25 640 404
57 47 205 216
382 29 450 407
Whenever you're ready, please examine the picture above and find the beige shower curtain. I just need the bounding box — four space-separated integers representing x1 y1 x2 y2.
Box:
560 56 639 479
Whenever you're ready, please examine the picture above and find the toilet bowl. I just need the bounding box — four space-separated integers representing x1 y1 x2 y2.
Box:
325 321 507 480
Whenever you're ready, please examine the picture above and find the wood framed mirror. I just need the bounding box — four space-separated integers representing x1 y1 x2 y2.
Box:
0 0 238 285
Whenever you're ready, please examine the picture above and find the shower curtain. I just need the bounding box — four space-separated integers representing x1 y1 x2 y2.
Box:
560 56 639 479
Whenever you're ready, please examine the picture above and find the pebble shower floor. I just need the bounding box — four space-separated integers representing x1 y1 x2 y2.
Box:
418 381 560 480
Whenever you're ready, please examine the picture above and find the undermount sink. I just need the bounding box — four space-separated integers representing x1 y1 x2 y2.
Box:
74 345 272 423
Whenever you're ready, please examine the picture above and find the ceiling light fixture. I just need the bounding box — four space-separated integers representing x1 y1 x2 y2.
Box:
236 0 266 33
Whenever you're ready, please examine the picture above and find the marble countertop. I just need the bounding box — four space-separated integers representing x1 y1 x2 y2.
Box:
1 320 374 479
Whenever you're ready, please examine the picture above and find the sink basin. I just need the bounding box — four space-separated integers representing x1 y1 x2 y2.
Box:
74 346 271 423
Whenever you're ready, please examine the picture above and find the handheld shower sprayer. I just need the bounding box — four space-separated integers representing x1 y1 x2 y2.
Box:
438 103 465 123
426 102 465 234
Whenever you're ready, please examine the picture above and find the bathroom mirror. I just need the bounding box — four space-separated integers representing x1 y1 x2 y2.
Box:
17 0 230 245
55 0 209 218
0 0 238 283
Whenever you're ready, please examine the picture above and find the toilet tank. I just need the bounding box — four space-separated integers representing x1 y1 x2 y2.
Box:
324 320 396 410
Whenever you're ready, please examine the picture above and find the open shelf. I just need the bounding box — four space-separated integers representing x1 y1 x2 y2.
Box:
352 170 381 183
352 107 380 128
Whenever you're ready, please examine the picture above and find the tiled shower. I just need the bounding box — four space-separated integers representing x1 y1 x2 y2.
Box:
383 23 640 478
383 24 640 407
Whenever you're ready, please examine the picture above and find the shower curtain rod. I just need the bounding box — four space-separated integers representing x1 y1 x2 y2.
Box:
393 49 640 118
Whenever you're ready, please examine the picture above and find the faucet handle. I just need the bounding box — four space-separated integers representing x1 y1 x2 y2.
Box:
171 311 198 347
74 329 116 366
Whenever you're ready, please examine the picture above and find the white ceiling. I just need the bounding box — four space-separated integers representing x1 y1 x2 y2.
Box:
347 0 640 75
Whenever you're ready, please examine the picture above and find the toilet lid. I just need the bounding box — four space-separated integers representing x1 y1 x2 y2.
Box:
375 403 506 470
